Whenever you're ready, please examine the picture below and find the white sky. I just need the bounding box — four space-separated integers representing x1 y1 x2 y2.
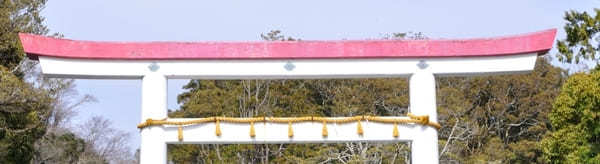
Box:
41 0 599 152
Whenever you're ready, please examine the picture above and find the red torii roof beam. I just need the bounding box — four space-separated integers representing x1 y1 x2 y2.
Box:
20 29 555 60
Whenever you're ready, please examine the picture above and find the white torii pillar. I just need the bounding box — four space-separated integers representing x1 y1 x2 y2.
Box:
140 73 168 163
410 69 439 163
18 29 556 164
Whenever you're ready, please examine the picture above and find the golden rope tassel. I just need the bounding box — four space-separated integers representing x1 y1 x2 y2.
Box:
357 120 364 135
322 120 328 137
250 121 256 137
215 119 222 136
393 122 399 138
288 122 294 138
177 125 183 141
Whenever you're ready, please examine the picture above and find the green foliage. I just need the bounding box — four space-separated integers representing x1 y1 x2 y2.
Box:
0 0 48 77
540 9 600 163
541 71 600 163
0 0 94 163
556 9 600 64
0 66 52 163
33 132 86 163
437 58 565 163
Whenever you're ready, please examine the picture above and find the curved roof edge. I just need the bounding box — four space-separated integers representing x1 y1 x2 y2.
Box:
19 29 556 60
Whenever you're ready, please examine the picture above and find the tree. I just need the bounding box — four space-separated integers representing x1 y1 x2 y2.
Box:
556 9 600 65
0 2 51 162
0 66 52 163
32 130 86 164
540 9 600 163
76 116 135 164
541 70 600 163
437 58 565 163
0 0 48 77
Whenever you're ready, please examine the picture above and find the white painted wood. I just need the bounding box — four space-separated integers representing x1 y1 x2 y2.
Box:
162 117 416 144
140 73 167 164
410 70 439 164
37 53 537 79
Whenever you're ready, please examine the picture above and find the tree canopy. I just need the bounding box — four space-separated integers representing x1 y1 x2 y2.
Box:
0 0 48 76
541 70 600 163
557 9 600 64
539 9 600 164
0 0 52 163
0 65 52 163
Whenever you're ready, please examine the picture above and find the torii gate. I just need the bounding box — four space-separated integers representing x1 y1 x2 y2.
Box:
19 29 556 164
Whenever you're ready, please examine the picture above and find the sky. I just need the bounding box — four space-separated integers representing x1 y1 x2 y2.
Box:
41 0 599 152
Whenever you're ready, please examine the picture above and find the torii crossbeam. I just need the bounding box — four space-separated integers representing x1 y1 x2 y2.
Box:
19 29 556 164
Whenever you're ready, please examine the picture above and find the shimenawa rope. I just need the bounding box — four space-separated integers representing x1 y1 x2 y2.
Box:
137 113 441 142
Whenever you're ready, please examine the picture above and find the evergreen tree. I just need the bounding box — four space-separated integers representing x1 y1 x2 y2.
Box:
0 0 48 77
0 0 53 163
437 58 564 163
0 66 53 163
556 9 600 64
541 70 600 163
541 9 600 163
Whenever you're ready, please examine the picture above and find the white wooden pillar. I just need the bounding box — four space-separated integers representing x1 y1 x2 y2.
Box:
409 67 439 164
140 72 168 164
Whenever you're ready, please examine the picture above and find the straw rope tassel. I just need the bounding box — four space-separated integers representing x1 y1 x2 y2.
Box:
250 121 256 137
288 122 293 138
322 120 328 137
393 122 399 137
177 125 183 141
357 120 364 135
215 119 221 136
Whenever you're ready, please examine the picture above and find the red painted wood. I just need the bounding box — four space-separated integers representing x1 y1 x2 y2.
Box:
19 29 556 60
